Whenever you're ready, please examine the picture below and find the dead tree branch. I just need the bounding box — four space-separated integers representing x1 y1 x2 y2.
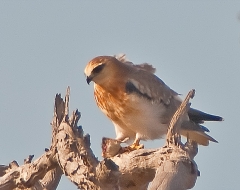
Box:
0 88 198 190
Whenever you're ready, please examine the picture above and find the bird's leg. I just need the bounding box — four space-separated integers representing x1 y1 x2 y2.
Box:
122 138 144 152
129 138 144 150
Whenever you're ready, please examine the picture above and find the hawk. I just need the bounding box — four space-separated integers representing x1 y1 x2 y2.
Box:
84 55 223 149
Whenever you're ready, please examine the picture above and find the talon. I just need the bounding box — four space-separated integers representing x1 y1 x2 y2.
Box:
128 143 144 150
120 139 144 153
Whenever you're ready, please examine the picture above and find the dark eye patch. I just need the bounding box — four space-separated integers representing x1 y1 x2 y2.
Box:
92 64 105 74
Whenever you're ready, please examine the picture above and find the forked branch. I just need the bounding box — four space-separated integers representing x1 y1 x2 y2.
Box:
0 88 198 190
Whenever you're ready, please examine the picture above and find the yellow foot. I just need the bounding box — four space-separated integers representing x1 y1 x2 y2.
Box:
129 143 144 150
120 143 144 153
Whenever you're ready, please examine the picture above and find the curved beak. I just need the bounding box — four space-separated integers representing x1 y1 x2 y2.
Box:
86 76 92 84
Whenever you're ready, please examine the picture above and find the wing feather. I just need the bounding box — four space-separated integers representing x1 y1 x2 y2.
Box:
125 68 178 105
115 54 156 74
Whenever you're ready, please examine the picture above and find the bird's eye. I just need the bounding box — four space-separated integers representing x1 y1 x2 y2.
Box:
92 64 105 74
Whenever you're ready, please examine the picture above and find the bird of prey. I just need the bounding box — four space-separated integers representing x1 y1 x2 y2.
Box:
84 55 223 149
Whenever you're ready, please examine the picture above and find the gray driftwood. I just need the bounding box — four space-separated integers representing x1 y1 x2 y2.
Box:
0 88 198 190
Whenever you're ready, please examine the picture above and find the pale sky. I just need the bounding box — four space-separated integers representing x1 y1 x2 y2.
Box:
0 1 239 189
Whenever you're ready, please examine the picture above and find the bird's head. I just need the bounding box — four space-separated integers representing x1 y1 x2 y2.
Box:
84 56 120 85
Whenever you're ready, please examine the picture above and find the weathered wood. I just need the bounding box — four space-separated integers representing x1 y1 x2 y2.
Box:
0 88 199 190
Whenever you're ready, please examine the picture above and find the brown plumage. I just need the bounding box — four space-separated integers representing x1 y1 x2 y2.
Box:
84 55 223 148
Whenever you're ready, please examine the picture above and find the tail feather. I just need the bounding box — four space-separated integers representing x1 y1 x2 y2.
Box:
180 130 218 146
181 120 218 146
199 125 210 132
188 108 223 123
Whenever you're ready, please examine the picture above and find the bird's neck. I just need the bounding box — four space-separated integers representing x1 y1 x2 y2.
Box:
95 79 121 91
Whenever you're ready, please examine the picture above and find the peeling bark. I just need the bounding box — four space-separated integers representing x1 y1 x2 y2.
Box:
0 88 199 190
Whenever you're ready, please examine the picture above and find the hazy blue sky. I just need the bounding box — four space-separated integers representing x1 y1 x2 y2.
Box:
0 1 239 189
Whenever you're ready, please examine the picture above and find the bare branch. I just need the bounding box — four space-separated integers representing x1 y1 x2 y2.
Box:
0 150 57 190
166 89 195 146
149 89 198 190
0 88 199 190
